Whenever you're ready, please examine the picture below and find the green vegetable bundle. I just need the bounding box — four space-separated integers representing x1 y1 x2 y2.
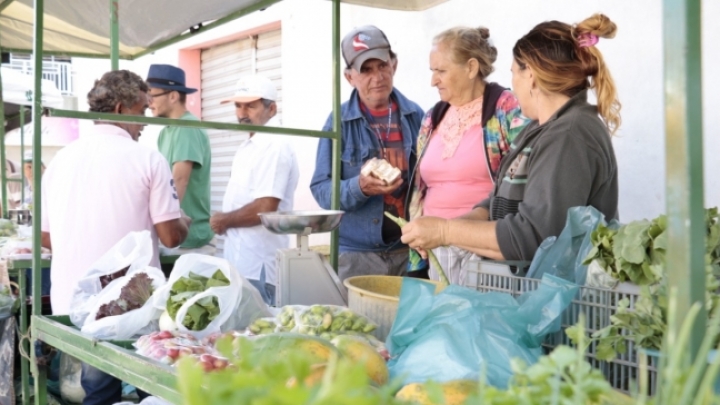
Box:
166 270 230 331
271 305 376 339
577 208 720 360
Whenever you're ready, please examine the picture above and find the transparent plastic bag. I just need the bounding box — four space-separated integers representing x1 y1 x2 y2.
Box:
152 254 271 339
526 206 613 285
70 231 154 328
80 267 167 340
134 330 209 365
387 275 578 388
275 304 378 339
59 353 85 404
0 284 18 320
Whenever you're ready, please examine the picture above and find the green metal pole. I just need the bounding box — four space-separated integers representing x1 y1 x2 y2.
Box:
20 106 25 205
663 0 705 360
110 0 119 70
329 0 341 271
32 0 48 403
0 64 7 219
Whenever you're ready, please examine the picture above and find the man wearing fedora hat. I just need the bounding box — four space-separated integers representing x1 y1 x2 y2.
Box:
310 25 425 282
147 64 215 256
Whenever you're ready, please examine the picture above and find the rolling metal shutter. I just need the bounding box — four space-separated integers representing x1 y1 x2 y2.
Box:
201 29 282 255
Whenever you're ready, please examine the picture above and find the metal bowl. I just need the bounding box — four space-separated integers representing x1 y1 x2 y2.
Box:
258 210 345 235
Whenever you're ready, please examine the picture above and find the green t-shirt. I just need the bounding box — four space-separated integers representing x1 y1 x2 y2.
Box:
157 112 214 248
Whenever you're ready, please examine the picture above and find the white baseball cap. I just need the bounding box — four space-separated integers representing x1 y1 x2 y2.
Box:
220 75 277 104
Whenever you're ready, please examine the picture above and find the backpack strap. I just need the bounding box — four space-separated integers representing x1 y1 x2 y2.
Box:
429 101 450 132
481 82 507 127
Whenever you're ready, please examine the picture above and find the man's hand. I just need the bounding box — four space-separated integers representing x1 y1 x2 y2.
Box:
359 173 403 196
210 212 229 236
401 216 449 251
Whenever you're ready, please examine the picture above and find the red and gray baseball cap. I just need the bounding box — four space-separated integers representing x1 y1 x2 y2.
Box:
341 25 392 71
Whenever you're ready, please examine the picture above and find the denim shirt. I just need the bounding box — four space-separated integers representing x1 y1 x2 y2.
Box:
310 88 425 253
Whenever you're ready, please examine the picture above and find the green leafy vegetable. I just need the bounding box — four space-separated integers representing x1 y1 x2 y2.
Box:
383 211 449 286
95 272 155 320
166 270 230 331
577 207 720 361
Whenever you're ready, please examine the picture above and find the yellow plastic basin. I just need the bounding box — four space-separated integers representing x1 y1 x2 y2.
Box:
343 275 443 341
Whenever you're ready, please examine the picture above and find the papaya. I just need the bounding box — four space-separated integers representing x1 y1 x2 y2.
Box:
395 379 479 405
250 332 339 365
286 364 327 388
331 335 388 386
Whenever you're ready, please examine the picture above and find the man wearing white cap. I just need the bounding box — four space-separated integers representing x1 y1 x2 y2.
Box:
310 25 425 282
210 75 299 305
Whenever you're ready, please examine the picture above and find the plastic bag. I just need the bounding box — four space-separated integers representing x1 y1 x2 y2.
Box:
152 254 271 339
0 284 18 320
114 396 173 405
526 206 614 285
135 330 211 365
79 266 167 340
70 231 154 328
275 305 377 337
386 275 578 388
59 353 85 404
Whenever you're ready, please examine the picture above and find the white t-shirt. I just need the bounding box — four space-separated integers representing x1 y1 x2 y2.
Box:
222 125 299 286
41 125 181 314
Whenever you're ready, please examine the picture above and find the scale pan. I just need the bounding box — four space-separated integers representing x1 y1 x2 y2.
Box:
258 210 345 235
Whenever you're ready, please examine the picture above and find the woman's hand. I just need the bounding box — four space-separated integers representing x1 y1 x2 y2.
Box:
401 216 449 251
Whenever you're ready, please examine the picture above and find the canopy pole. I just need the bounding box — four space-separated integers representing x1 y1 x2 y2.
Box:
20 106 25 205
110 0 119 70
0 65 7 219
329 0 341 271
664 0 705 360
31 0 48 402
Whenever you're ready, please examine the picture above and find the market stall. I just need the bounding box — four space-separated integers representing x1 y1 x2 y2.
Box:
0 0 709 403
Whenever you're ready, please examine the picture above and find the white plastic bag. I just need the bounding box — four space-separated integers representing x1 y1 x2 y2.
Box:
70 231 154 328
59 353 85 404
152 254 271 339
80 266 166 340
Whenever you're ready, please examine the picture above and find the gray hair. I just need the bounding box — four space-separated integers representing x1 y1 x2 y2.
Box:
87 70 149 113
261 98 275 108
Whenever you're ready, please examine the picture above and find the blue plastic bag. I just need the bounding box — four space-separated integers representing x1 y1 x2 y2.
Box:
386 275 578 388
526 206 616 285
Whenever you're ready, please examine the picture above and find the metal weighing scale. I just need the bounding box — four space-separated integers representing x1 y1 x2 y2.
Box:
259 210 347 307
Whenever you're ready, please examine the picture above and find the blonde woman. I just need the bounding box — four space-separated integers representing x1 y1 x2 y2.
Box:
403 14 620 264
407 26 528 284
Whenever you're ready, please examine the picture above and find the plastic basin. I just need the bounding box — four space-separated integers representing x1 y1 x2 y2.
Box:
343 275 443 341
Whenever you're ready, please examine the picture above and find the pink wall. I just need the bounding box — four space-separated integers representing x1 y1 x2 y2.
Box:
178 49 202 117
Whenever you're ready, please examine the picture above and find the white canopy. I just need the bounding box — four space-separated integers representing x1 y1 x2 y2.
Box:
0 0 448 59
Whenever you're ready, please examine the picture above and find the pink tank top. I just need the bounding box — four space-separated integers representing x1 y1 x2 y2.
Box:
419 125 494 219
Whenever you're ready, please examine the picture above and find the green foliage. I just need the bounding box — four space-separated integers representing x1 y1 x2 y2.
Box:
177 336 405 405
578 208 720 361
167 270 229 331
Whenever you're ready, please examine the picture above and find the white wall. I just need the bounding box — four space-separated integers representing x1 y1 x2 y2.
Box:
71 0 720 238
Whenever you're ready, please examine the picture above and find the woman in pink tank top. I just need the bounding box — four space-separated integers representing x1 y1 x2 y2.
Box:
406 26 528 284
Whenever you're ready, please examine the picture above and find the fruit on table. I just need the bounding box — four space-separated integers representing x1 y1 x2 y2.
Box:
249 333 339 365
395 379 479 405
330 335 388 386
248 317 278 335
285 364 327 388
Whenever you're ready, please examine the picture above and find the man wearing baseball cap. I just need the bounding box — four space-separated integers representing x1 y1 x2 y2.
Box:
146 64 215 256
210 75 299 305
310 25 425 282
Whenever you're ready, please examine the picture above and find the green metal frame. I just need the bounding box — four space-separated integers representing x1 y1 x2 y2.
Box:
0 0 704 404
7 0 342 404
663 0 705 359
48 109 339 139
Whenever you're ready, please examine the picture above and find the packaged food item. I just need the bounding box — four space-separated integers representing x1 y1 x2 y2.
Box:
360 158 401 184
277 305 377 338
